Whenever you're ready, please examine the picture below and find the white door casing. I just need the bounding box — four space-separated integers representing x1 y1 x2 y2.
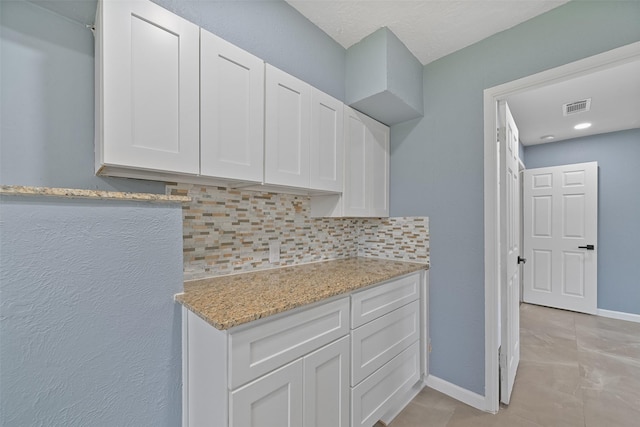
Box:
523 162 598 314
498 101 521 405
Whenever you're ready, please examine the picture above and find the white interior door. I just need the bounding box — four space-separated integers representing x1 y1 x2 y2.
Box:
523 162 598 314
499 101 521 405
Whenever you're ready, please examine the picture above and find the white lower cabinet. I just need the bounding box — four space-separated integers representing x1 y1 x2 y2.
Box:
349 273 424 427
183 271 427 427
229 336 350 427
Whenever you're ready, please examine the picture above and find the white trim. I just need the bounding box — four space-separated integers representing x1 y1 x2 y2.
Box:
597 309 640 324
483 92 500 413
483 41 640 414
424 375 488 413
181 307 189 427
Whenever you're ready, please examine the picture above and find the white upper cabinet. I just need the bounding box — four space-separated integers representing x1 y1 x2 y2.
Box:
200 29 264 183
309 107 389 218
366 113 390 217
95 0 346 194
95 0 199 176
310 90 344 192
264 65 312 188
333 107 389 217
264 65 343 192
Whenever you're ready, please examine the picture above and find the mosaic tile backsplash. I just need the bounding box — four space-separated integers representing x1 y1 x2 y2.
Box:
167 184 429 280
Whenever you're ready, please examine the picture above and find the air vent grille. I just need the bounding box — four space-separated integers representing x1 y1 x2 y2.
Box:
563 98 591 116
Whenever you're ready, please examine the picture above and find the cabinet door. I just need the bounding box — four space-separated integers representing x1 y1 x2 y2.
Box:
343 107 369 216
265 65 311 188
303 337 350 427
343 107 389 217
200 30 264 182
230 360 303 427
97 0 199 174
367 116 390 217
310 90 343 192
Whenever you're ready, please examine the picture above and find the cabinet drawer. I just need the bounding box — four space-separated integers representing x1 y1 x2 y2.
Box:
229 297 349 389
351 273 420 328
351 341 421 427
351 300 420 386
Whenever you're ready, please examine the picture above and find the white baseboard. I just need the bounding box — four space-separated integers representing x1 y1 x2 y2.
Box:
424 374 487 412
597 308 640 324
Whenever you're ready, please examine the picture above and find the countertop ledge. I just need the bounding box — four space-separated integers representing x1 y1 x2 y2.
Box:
0 185 190 203
176 257 428 330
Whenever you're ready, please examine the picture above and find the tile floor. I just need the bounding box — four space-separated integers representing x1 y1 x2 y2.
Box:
385 303 640 427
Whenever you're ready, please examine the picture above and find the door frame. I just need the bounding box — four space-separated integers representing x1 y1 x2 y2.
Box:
482 41 640 413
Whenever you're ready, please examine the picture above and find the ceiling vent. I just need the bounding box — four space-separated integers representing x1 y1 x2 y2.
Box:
563 98 591 116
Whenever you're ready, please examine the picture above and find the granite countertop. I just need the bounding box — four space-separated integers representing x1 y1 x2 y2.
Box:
0 185 190 203
176 257 427 330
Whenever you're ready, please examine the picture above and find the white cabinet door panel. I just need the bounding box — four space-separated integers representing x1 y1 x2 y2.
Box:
343 108 369 216
310 90 343 192
343 107 389 217
98 0 199 174
265 65 311 187
200 30 264 182
368 117 390 217
230 359 303 427
303 337 350 427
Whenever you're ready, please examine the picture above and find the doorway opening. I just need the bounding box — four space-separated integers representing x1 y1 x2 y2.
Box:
482 41 640 414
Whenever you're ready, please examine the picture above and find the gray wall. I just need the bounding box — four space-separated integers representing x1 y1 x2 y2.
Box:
0 0 345 425
0 197 184 426
524 129 640 316
0 0 345 192
389 1 640 394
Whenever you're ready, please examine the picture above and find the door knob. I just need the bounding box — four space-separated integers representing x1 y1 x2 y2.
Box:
578 244 595 250
517 256 526 264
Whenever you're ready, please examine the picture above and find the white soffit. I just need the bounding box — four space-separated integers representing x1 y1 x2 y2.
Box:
286 0 570 65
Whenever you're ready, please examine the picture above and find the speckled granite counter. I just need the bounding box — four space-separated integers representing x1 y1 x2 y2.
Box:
176 257 427 330
0 185 190 203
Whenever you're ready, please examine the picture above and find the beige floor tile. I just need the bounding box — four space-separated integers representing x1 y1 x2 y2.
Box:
520 304 577 340
575 315 640 361
583 387 640 427
446 403 542 427
384 304 639 427
387 401 455 427
409 387 460 412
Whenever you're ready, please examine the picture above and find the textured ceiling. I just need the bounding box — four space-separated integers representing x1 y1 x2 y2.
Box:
286 0 570 65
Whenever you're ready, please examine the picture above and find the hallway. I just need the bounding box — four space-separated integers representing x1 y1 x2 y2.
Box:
387 303 640 426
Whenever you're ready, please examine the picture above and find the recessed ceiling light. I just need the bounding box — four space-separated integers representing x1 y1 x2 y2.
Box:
540 135 555 141
574 122 592 130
